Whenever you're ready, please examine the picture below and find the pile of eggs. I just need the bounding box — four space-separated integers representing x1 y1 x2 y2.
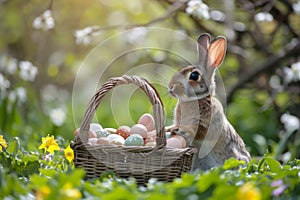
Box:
74 113 186 148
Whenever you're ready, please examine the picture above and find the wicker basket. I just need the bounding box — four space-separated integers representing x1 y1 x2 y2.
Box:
71 75 194 185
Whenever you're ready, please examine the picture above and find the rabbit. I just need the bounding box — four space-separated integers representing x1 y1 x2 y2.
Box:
168 33 251 170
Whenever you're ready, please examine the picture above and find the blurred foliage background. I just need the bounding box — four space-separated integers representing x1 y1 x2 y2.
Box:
0 0 300 160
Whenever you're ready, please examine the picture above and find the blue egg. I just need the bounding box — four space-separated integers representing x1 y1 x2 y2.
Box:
96 130 110 138
124 134 144 146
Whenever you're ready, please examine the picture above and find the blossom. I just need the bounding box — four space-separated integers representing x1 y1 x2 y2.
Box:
0 56 18 74
39 134 60 154
19 61 38 82
271 180 289 197
49 107 66 126
0 134 7 151
60 183 82 200
9 87 27 103
74 26 100 45
0 73 10 99
236 182 262 200
293 0 300 15
280 113 300 132
35 185 51 200
255 12 274 22
283 61 300 83
32 10 55 31
64 145 74 163
186 0 210 20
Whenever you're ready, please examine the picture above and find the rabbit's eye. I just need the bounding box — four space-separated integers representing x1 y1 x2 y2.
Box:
189 71 200 81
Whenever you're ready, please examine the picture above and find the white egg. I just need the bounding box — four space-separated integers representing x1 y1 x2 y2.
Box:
89 123 103 133
166 137 182 148
107 134 125 145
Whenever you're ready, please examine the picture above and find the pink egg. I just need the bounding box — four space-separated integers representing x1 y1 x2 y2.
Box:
138 113 155 132
74 128 80 137
97 137 110 145
130 124 147 138
166 137 182 148
172 135 186 148
89 131 97 138
88 138 99 146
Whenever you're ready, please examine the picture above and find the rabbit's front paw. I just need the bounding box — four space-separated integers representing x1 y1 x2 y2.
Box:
171 129 194 146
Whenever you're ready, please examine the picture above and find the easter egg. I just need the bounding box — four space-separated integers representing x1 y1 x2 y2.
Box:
172 135 186 148
145 130 156 144
124 134 144 146
145 142 156 147
107 134 125 145
97 137 110 145
138 113 155 132
116 126 131 139
74 128 80 137
96 130 110 138
166 137 182 148
88 138 99 146
88 131 97 138
165 132 172 139
131 124 147 138
89 123 103 133
104 128 117 134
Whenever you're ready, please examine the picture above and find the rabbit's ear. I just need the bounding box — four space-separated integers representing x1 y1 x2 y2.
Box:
197 33 211 67
208 36 227 68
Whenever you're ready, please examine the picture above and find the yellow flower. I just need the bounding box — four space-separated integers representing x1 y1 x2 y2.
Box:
60 182 82 200
64 145 74 163
35 185 51 200
0 134 7 151
39 134 60 154
236 182 262 200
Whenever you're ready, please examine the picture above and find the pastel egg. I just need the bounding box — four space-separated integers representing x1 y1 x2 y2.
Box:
166 137 182 148
96 130 110 138
107 134 125 145
131 124 147 138
124 134 144 146
116 126 131 139
89 123 103 133
138 113 155 132
104 128 117 134
74 128 80 137
97 137 110 145
147 130 157 138
172 135 186 148
89 131 97 138
165 132 172 139
145 142 156 147
88 138 99 145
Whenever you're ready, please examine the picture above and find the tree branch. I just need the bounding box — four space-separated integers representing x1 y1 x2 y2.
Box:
227 38 300 103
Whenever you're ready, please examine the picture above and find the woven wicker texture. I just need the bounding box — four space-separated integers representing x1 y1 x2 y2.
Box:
71 75 194 185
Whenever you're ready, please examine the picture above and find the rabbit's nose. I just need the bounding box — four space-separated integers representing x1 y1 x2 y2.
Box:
168 85 176 97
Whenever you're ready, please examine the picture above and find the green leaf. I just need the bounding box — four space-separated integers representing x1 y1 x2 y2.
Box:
7 137 20 155
39 168 58 178
24 161 40 176
264 157 282 173
223 158 246 170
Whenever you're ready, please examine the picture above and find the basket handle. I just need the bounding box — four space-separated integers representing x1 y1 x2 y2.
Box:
78 75 166 147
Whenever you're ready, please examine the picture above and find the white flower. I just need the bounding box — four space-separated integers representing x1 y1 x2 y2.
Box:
9 87 27 103
280 113 300 132
293 0 300 15
19 61 38 82
125 27 148 45
283 61 300 83
33 10 55 31
49 107 66 126
0 56 18 75
74 26 100 45
255 12 273 22
186 0 210 20
0 73 10 99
